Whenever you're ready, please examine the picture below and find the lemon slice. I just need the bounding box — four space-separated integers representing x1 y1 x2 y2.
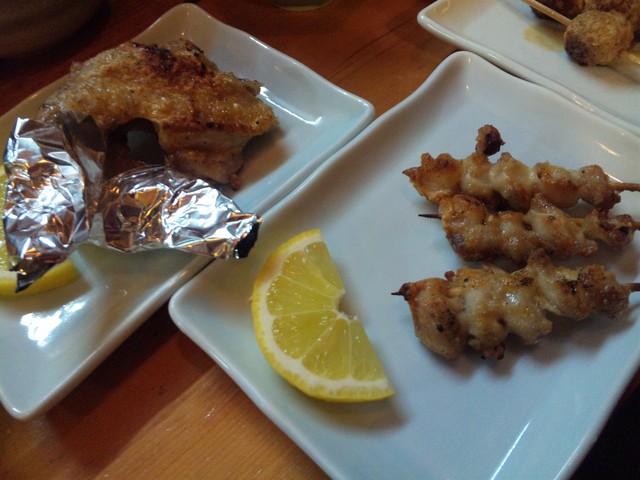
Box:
0 169 80 296
251 229 394 402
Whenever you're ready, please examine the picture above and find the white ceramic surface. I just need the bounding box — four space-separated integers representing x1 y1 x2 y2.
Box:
418 0 640 137
170 52 640 480
0 4 374 420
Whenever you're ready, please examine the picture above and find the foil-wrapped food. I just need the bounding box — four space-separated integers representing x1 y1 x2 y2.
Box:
3 113 260 292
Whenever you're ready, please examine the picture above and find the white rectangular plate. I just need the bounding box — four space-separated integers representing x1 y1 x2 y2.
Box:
419 0 640 136
0 4 373 420
170 51 640 479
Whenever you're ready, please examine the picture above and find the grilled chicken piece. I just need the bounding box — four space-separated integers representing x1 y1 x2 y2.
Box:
426 193 639 264
403 125 639 211
38 39 277 185
396 249 635 360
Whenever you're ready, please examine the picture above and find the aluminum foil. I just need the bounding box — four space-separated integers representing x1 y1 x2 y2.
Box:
3 114 260 292
93 165 260 258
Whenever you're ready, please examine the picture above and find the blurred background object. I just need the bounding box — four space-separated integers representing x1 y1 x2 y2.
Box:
272 0 331 11
0 0 102 57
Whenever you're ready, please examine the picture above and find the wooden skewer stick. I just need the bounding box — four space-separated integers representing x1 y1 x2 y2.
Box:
420 210 640 230
613 182 640 192
628 283 640 292
393 283 640 295
521 0 640 66
521 0 570 25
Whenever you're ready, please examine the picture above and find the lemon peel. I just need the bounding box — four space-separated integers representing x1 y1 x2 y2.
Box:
251 229 393 402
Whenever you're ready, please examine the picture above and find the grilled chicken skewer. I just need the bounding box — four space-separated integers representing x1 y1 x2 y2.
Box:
422 193 640 264
395 249 638 360
403 125 640 211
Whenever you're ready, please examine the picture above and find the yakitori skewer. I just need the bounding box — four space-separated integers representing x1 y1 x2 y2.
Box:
522 0 640 66
404 125 640 212
394 249 639 360
421 193 640 264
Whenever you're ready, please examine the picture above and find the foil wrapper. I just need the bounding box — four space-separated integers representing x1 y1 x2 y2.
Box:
3 114 260 292
93 165 260 258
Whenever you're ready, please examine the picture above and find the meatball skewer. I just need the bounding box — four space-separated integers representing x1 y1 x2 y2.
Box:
584 0 640 35
522 0 639 65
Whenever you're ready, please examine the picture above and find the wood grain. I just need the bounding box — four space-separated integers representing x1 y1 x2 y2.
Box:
1 1 638 479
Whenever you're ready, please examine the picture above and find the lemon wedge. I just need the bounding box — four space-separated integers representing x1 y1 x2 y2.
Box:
251 229 394 402
0 169 80 296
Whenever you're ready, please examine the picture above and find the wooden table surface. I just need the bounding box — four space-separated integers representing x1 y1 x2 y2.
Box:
1 1 639 478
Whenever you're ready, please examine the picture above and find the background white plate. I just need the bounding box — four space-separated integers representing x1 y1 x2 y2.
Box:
419 0 640 137
0 4 373 420
170 52 640 479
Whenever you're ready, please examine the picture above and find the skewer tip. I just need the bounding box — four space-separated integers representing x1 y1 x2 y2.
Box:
628 283 640 293
613 182 640 193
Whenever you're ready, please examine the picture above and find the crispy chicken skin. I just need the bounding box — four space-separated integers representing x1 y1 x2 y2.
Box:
38 39 277 185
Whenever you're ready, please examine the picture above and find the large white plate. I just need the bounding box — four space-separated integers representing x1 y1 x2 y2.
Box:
418 0 640 137
169 51 640 479
0 4 374 420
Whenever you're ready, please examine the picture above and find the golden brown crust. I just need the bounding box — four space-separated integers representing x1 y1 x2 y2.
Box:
38 39 277 184
405 125 624 211
564 10 634 65
398 251 631 359
585 0 640 33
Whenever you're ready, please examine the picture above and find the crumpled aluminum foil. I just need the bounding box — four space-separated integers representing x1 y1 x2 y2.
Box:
3 113 260 292
93 165 260 258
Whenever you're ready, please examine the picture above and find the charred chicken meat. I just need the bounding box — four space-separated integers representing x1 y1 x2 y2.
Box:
38 39 277 186
425 193 639 264
403 125 638 211
396 250 636 360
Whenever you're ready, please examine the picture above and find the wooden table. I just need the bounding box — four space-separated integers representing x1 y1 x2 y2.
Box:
1 1 639 478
